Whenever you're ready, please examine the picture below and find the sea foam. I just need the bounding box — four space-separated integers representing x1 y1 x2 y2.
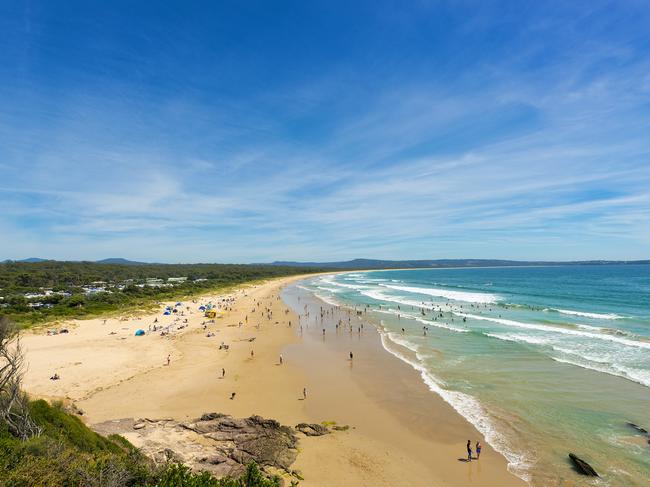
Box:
457 313 650 350
377 330 532 481
380 284 501 304
550 308 623 320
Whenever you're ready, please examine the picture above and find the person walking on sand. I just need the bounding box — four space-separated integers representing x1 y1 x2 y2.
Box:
349 351 354 360
221 368 225 378
303 387 307 400
166 354 171 366
279 354 283 365
476 441 481 460
467 440 473 461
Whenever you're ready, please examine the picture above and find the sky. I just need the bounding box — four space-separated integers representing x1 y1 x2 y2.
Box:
1 1 650 263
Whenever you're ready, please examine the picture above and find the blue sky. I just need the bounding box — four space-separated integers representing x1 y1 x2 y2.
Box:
1 1 650 263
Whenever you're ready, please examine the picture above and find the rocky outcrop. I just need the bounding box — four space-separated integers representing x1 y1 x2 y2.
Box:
626 422 650 445
93 413 300 480
569 453 598 477
295 423 329 436
626 422 648 435
182 414 299 473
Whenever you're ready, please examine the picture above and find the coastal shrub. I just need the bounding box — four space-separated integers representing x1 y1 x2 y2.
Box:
0 399 153 487
28 400 122 453
156 462 285 487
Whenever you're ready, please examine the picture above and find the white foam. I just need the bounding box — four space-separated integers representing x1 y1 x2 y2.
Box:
316 286 342 294
411 315 470 333
457 313 650 350
552 308 623 320
380 284 501 304
377 331 532 481
375 307 470 333
484 333 552 346
313 293 340 307
550 356 650 389
320 277 368 291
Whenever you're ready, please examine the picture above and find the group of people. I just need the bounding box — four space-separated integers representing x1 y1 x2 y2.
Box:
466 440 482 461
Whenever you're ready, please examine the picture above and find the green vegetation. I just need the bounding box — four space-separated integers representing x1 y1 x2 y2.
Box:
0 261 321 326
157 463 286 487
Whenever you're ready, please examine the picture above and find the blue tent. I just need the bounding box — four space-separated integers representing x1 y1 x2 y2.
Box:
135 329 145 336
199 306 206 311
163 311 171 315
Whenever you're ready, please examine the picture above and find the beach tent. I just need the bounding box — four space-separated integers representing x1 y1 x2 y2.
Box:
163 311 171 315
135 329 145 336
176 302 182 306
199 306 206 311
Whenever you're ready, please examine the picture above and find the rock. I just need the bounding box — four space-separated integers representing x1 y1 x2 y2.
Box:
93 413 302 480
569 453 598 477
626 422 648 435
295 423 329 436
200 412 228 422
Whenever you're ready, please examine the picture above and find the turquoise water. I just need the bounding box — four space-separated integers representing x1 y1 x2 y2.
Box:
300 265 650 486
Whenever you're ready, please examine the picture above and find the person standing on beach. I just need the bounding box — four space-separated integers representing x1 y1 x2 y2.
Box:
279 354 283 365
349 351 353 360
475 441 481 459
467 440 473 461
166 354 171 366
221 368 225 378
303 387 307 400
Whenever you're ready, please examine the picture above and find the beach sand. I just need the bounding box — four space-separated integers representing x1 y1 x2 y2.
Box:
22 275 525 486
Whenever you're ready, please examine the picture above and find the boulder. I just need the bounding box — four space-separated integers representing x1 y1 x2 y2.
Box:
569 453 598 477
295 423 329 436
626 422 648 435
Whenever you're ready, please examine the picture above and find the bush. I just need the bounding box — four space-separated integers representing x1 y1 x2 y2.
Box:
156 463 284 487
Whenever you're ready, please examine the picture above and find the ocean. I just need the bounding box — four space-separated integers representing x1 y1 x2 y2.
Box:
295 265 650 486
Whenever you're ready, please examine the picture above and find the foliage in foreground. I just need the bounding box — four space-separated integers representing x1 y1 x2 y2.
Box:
0 400 288 487
157 463 284 487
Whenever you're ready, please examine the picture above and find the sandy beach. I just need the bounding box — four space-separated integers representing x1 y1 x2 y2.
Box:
22 274 525 486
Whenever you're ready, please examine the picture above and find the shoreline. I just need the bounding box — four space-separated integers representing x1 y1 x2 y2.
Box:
21 273 524 486
282 281 525 486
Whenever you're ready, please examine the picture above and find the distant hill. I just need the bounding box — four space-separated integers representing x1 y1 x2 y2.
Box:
269 258 650 269
95 258 149 265
2 257 149 265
